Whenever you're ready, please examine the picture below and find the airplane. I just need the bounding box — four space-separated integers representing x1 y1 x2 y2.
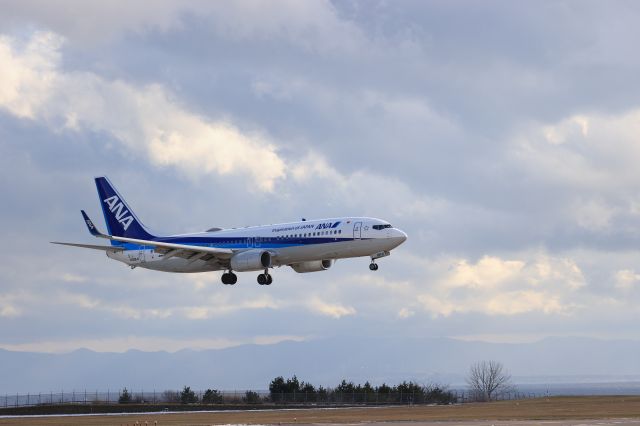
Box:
52 177 408 285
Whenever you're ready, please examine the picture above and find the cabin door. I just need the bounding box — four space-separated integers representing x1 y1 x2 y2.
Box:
353 222 362 240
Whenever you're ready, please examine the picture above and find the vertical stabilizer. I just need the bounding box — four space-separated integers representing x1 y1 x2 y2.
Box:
94 177 156 241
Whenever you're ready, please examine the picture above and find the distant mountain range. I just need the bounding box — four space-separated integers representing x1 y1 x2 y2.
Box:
1 336 639 393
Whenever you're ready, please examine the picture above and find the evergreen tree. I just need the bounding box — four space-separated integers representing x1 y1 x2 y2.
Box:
118 388 131 404
180 386 198 404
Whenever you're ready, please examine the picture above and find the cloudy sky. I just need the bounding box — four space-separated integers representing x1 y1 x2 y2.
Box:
1 0 640 354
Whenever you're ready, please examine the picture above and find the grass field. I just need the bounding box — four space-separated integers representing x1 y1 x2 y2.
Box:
1 396 640 425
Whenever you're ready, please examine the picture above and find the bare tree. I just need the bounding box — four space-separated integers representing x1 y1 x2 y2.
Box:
466 360 513 402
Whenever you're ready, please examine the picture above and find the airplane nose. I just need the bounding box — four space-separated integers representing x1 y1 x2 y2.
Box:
388 228 407 248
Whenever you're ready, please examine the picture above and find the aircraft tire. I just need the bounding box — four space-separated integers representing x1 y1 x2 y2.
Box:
257 274 267 285
222 272 238 285
266 274 273 285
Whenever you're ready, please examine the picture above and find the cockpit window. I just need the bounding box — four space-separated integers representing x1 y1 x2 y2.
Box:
372 224 392 230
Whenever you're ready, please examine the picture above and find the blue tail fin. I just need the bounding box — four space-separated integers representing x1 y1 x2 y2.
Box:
94 177 156 241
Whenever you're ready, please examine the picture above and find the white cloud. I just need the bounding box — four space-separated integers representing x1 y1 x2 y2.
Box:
179 295 280 320
0 32 286 191
307 297 356 319
0 300 21 318
416 253 585 317
61 273 87 283
288 152 447 222
0 32 60 118
445 256 525 290
1 30 438 198
515 109 640 192
614 269 640 291
506 108 640 239
543 115 590 145
111 306 173 321
397 307 415 319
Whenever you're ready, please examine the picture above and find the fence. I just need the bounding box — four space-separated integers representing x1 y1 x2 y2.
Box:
0 389 544 409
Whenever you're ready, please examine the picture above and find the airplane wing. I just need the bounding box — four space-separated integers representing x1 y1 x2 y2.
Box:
69 211 234 262
108 235 234 258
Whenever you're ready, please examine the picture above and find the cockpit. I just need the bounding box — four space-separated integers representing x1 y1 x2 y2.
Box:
372 224 392 230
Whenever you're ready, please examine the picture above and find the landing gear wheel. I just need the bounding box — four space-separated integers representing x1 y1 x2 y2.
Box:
258 268 273 285
222 272 238 285
369 262 379 271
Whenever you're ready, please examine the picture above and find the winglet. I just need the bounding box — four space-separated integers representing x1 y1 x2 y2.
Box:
81 210 108 238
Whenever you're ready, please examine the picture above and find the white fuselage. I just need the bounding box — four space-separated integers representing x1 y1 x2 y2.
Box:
106 217 407 273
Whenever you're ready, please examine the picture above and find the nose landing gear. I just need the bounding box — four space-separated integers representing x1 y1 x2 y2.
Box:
369 251 389 271
221 271 237 285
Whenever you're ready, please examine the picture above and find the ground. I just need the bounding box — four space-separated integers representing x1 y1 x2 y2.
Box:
1 396 640 425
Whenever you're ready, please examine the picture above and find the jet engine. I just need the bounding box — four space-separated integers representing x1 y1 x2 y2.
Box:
290 259 333 273
230 249 272 272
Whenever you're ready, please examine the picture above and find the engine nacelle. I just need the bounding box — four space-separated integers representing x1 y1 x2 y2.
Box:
230 250 272 272
290 259 333 273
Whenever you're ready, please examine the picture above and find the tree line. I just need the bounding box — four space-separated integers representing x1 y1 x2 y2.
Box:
118 378 457 405
117 360 513 405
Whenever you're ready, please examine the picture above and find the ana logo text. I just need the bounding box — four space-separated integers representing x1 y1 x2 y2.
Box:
315 221 341 230
103 195 134 231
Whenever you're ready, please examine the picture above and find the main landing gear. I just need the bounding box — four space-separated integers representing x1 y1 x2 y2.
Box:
221 271 237 285
369 261 379 271
221 270 274 285
257 269 273 285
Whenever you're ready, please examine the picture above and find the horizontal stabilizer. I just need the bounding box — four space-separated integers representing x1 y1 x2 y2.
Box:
50 242 124 252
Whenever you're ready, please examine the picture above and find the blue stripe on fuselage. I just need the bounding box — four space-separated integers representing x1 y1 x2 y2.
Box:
119 237 362 251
